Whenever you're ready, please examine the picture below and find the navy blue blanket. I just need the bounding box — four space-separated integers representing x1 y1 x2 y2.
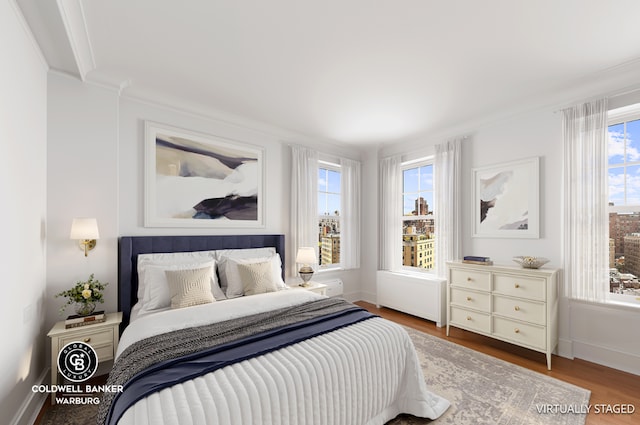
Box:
104 304 374 425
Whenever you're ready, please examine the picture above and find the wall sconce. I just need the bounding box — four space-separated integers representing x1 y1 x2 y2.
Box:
296 247 317 286
70 218 100 257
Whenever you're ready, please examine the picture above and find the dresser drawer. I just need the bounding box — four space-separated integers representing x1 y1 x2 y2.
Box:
493 295 545 325
450 288 491 313
493 316 546 350
450 307 491 334
450 268 491 291
493 273 545 301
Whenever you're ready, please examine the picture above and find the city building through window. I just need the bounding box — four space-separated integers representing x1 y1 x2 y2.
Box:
402 160 435 271
318 164 341 268
608 104 640 304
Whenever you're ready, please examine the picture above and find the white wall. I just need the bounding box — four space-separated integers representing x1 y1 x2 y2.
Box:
46 73 119 338
1 2 48 424
44 76 365 333
364 83 640 375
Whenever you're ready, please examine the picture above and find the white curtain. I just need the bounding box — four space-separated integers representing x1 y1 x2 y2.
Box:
290 145 319 276
435 138 462 278
379 155 402 270
340 158 361 269
562 98 609 302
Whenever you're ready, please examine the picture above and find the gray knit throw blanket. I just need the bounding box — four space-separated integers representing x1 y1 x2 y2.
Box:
97 297 360 425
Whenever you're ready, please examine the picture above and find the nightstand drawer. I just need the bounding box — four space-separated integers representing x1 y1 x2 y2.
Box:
493 274 545 301
450 269 491 291
60 328 114 350
450 307 491 333
450 288 490 313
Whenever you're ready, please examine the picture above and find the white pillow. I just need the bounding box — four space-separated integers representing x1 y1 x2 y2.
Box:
137 251 216 302
138 260 225 314
213 247 276 291
238 261 279 296
212 247 276 261
219 254 286 298
165 267 215 309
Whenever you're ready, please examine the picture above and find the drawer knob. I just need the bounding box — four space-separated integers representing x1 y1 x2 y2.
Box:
514 283 520 288
514 306 520 311
514 328 520 334
466 316 472 321
83 337 91 343
466 296 472 301
467 277 472 282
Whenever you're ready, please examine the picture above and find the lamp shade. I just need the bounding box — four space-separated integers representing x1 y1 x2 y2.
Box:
296 247 316 265
70 218 100 240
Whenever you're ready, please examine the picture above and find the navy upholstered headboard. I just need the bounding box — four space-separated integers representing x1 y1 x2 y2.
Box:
118 234 285 331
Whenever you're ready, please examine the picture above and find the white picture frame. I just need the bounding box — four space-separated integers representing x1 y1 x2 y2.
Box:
144 121 265 228
472 157 539 238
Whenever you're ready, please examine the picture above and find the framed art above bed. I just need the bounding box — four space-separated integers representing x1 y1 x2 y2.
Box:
144 121 265 228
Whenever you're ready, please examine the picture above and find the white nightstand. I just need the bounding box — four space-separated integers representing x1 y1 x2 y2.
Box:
288 281 328 296
47 312 122 404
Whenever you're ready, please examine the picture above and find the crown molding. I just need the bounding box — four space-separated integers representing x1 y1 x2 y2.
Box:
56 0 95 80
9 0 49 70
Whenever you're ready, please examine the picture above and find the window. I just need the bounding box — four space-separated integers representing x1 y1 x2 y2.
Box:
608 105 640 304
401 159 435 270
318 162 341 268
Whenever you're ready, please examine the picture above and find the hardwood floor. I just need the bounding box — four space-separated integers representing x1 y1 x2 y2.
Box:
35 302 638 425
356 301 640 425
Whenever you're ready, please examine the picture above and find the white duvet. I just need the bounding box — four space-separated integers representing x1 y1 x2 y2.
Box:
115 291 449 425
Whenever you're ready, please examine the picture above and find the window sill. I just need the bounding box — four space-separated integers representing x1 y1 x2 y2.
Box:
316 267 344 274
381 269 444 281
569 296 640 312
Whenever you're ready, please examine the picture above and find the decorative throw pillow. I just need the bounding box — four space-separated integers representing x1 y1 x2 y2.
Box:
238 261 279 296
165 266 215 309
219 255 286 298
138 260 225 314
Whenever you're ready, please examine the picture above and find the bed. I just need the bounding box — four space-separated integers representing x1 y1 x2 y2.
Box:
99 234 449 425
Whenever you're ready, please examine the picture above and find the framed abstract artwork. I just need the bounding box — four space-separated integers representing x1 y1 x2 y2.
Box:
144 121 264 228
472 157 539 238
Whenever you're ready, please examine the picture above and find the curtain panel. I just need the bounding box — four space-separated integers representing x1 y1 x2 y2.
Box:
290 145 319 277
561 98 609 302
379 155 402 270
435 138 462 278
340 158 361 269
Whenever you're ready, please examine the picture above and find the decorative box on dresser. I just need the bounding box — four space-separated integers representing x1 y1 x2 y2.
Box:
446 261 559 370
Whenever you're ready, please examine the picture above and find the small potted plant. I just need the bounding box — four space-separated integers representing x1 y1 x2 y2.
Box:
56 274 108 316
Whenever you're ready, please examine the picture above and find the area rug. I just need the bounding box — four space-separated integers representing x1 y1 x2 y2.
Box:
387 326 590 425
40 326 590 425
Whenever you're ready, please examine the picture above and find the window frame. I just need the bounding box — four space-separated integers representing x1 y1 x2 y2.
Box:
607 104 640 307
400 157 436 274
317 160 342 270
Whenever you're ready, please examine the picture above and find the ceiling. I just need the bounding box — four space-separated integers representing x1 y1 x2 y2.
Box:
17 0 640 146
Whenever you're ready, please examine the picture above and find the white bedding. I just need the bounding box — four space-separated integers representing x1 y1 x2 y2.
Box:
115 291 450 425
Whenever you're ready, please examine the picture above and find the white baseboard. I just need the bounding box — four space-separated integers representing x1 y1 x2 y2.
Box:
10 368 49 425
557 338 574 360
573 340 640 376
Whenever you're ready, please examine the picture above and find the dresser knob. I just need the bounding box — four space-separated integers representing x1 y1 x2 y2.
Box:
514 328 520 334
466 296 472 301
514 306 520 311
467 277 472 282
466 316 472 321
83 337 91 343
514 283 520 288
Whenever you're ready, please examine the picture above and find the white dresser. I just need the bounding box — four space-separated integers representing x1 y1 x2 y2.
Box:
446 261 559 369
